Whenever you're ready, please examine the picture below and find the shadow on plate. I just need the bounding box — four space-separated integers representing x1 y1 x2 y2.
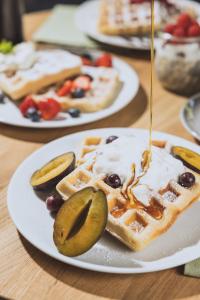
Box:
0 85 148 143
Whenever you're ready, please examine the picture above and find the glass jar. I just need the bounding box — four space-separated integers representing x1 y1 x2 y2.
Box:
155 34 200 96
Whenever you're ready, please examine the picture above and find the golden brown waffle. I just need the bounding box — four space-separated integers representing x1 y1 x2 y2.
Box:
56 136 200 251
32 67 120 113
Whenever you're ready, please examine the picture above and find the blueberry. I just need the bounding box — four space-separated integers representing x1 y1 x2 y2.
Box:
0 91 5 104
46 193 64 213
178 172 195 188
26 107 40 122
68 108 81 118
71 88 85 98
106 136 118 144
81 53 93 60
104 174 122 189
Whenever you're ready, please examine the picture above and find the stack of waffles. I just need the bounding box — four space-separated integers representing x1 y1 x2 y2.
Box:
98 0 180 36
57 135 200 251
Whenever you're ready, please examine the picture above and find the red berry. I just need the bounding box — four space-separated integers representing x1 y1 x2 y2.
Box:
19 96 38 116
187 24 200 37
164 24 177 34
57 80 73 97
73 75 91 91
95 53 113 67
177 13 192 29
81 57 94 66
173 26 185 37
38 98 61 120
190 19 199 27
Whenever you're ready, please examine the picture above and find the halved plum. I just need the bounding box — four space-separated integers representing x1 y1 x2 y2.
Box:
172 146 200 174
53 187 108 257
30 152 75 191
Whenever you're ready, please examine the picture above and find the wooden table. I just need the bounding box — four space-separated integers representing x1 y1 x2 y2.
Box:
1 11 200 300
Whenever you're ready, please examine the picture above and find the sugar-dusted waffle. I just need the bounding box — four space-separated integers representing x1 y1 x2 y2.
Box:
0 43 81 100
31 67 121 113
56 135 200 251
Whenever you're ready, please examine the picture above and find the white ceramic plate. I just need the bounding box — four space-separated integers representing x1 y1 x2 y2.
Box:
75 0 200 50
0 58 139 128
7 128 200 274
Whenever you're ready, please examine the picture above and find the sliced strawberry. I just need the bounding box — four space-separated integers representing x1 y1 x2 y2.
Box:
19 95 38 116
177 13 192 30
38 98 61 120
81 57 94 66
73 75 91 91
95 53 113 67
164 24 177 35
57 80 73 97
173 26 186 38
187 24 200 37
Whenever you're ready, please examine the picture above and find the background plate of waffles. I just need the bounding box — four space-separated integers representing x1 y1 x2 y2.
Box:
75 0 200 50
7 128 200 274
0 55 139 128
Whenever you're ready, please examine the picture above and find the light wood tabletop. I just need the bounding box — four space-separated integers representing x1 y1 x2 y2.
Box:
1 10 200 300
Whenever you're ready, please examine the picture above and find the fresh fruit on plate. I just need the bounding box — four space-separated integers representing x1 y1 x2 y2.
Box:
172 146 200 174
46 192 64 213
0 40 13 54
81 53 113 68
30 152 76 191
53 187 108 257
38 98 61 120
57 80 73 97
19 95 38 117
164 13 200 38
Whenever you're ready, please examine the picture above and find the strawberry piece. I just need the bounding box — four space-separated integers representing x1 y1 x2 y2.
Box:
173 26 186 38
95 53 113 67
38 99 61 120
177 13 192 29
73 76 91 91
164 24 177 34
19 95 38 116
81 57 94 66
187 24 200 37
57 80 73 97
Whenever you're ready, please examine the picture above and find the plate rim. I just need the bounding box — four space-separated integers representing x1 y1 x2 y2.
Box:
7 127 200 274
0 57 139 129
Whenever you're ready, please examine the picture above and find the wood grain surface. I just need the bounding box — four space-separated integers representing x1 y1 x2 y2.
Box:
0 11 200 300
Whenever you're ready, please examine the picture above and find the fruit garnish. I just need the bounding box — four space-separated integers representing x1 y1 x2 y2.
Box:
81 53 94 66
67 108 81 118
46 193 64 213
171 146 200 174
187 24 200 37
57 80 73 97
73 76 91 91
106 136 118 144
19 95 38 117
177 13 192 29
164 24 177 35
53 187 108 257
26 107 40 122
30 152 75 191
178 172 196 188
0 40 13 54
95 53 113 68
104 174 122 189
173 27 185 38
38 98 61 120
71 87 85 98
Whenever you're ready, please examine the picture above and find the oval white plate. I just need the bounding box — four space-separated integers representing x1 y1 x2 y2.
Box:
0 57 139 128
76 0 200 50
7 128 200 274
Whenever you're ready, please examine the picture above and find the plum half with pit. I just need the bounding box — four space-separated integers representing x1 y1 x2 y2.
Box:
53 187 108 257
30 152 76 191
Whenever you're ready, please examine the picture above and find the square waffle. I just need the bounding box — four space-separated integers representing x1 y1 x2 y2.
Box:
98 0 168 36
31 67 121 113
0 43 81 100
56 135 200 251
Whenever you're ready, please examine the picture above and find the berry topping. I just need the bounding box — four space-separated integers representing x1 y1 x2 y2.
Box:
95 53 113 68
67 108 81 118
173 27 185 38
26 107 40 122
38 98 61 120
0 91 5 104
106 135 118 144
57 80 73 97
81 53 94 66
187 24 200 37
71 88 85 98
164 24 177 35
178 172 195 188
104 174 122 189
73 75 91 91
46 193 64 213
177 13 192 29
19 96 38 117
